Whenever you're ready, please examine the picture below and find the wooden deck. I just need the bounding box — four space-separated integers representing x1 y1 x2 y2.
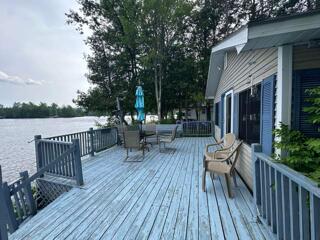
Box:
10 137 274 240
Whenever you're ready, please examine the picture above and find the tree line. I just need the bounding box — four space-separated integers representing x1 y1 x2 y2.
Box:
0 102 90 119
67 0 320 122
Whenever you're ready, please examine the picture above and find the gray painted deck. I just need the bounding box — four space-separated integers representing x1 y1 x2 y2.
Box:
9 137 274 240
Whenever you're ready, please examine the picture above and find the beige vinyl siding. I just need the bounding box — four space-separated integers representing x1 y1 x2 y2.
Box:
237 143 253 190
212 47 278 190
214 126 253 189
293 45 320 70
215 126 221 141
214 48 278 103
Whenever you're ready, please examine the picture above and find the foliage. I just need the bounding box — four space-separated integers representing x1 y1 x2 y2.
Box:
159 118 177 124
274 86 320 184
304 86 320 126
0 102 88 119
67 0 320 122
95 115 120 128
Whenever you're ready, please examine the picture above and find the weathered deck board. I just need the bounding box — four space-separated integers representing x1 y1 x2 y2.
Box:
9 137 274 240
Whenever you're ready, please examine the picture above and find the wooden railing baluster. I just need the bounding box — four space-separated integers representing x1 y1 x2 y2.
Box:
311 194 320 240
270 167 277 233
299 186 310 240
290 180 299 240
252 145 320 240
275 171 283 239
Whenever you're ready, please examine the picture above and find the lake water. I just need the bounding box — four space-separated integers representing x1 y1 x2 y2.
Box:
0 117 107 183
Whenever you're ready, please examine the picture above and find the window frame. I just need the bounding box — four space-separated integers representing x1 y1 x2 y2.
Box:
223 89 234 135
215 102 220 126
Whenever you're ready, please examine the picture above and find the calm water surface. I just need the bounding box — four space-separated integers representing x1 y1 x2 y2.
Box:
0 117 106 183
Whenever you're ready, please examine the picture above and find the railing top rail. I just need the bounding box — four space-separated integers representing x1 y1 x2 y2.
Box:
255 151 320 198
45 127 117 140
93 127 117 130
45 130 90 140
182 121 213 123
38 139 74 145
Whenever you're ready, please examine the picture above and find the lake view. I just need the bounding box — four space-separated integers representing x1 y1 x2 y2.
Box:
0 117 106 183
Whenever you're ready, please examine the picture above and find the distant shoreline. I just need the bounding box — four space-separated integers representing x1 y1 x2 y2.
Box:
0 116 103 120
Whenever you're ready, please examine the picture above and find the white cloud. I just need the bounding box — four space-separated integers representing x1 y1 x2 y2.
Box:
0 70 43 86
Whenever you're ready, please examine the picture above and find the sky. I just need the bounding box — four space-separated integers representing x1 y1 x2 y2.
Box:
0 0 90 106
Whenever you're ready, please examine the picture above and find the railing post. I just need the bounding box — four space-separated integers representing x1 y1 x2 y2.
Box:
0 166 8 240
0 182 18 233
34 135 42 171
72 139 84 186
19 171 37 215
89 128 95 156
252 144 262 220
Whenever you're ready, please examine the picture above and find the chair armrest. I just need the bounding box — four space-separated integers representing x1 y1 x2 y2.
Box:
205 141 223 152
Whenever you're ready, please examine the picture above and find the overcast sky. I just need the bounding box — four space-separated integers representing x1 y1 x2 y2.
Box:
0 1 89 106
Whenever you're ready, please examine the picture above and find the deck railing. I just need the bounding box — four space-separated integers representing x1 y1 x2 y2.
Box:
0 139 83 239
252 144 320 240
0 127 117 239
34 139 83 185
46 127 118 157
182 121 213 137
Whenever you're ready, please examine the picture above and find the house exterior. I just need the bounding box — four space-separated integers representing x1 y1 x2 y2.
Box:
206 11 320 189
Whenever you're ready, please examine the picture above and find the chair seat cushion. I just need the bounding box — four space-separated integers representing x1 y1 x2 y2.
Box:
206 161 231 174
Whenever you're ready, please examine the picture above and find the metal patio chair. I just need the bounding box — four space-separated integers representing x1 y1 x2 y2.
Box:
158 125 178 152
123 130 147 161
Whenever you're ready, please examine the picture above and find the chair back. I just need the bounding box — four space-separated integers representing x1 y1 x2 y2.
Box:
117 125 127 134
127 125 140 131
144 124 157 132
223 133 236 149
227 141 243 174
171 125 179 141
123 130 141 148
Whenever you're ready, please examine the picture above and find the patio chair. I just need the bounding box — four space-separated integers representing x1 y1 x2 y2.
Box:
205 133 236 158
123 130 146 161
158 125 178 152
202 141 243 198
144 124 158 146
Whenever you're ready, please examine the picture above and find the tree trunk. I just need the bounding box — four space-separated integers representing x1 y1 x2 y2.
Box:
154 60 161 122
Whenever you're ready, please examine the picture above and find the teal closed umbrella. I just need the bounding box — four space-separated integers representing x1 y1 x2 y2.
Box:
135 86 145 122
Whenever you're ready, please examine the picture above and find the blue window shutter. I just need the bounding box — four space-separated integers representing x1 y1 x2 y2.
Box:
233 93 239 137
220 93 225 137
261 75 275 156
292 69 320 137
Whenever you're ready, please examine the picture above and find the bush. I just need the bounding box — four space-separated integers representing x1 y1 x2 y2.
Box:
273 86 320 185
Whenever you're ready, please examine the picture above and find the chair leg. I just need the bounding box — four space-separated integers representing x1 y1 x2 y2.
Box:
210 172 215 179
225 174 233 198
202 169 206 192
233 173 238 187
126 149 129 159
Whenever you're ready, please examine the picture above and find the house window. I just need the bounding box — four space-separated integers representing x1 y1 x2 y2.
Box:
215 102 219 126
292 69 320 138
239 85 261 144
224 90 233 134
